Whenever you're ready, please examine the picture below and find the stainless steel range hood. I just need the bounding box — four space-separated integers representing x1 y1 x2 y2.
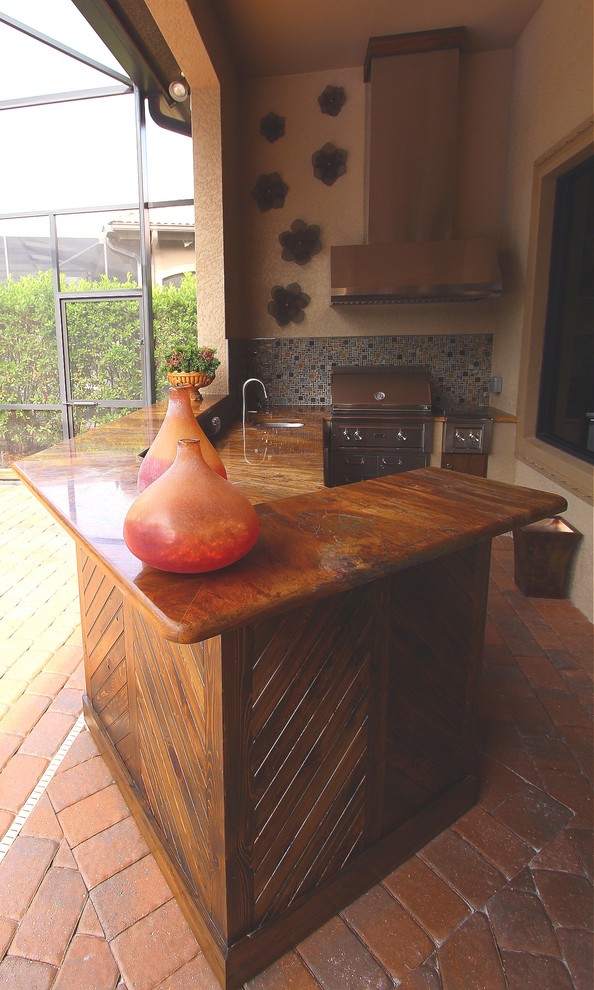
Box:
330 28 503 304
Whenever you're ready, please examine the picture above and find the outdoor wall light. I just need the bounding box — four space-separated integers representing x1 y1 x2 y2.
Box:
168 79 189 103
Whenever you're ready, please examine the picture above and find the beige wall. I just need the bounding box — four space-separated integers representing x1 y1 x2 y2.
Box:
237 51 512 340
497 0 593 620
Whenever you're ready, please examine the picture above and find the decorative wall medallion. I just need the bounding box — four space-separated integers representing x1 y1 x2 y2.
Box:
279 219 322 265
260 111 285 142
318 85 346 116
252 172 288 211
312 143 347 186
267 283 310 326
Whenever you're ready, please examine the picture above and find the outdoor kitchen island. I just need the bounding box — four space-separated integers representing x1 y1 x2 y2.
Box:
14 401 566 990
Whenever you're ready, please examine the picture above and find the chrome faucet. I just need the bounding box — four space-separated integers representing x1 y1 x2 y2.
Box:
242 378 268 424
242 378 269 465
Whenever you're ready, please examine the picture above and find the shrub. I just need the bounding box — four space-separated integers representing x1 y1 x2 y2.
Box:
0 270 200 460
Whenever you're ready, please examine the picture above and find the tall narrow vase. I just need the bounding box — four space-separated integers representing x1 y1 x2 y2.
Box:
124 439 259 573
138 386 226 492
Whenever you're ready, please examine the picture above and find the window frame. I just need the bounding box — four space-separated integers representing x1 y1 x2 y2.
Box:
516 118 594 504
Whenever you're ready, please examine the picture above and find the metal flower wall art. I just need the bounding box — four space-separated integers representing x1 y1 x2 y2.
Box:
318 85 346 116
267 283 310 327
252 172 288 211
279 219 322 265
312 143 347 186
260 111 285 142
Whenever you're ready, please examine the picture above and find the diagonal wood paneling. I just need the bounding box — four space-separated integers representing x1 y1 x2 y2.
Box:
381 544 490 832
128 606 218 914
77 549 130 761
251 585 374 923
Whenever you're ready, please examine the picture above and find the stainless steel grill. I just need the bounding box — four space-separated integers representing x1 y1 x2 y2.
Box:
323 366 435 487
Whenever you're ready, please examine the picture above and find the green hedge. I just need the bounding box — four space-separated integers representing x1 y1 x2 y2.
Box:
0 270 199 461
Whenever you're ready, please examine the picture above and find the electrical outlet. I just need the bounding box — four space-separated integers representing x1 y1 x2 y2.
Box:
490 376 503 394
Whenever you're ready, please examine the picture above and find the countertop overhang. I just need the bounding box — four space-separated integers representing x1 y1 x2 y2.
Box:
13 399 562 644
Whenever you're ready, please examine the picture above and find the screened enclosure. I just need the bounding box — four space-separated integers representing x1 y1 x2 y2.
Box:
0 0 196 470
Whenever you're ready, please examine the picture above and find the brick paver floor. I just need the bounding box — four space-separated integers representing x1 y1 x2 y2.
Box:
0 479 592 989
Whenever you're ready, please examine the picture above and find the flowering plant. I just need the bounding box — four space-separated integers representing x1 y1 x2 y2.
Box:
163 343 220 377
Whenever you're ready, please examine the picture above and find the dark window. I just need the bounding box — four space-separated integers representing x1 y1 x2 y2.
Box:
537 156 594 463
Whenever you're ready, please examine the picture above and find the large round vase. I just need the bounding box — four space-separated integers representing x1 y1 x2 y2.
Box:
138 386 226 492
124 439 259 573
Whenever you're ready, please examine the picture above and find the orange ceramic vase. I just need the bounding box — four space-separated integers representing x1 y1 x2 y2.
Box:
138 386 226 492
124 439 259 573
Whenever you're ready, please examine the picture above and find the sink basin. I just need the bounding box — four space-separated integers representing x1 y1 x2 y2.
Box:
251 419 304 428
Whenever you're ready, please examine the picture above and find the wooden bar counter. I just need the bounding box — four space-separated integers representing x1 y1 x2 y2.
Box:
14 399 566 989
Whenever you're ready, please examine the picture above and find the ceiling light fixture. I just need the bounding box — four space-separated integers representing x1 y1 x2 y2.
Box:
168 79 189 103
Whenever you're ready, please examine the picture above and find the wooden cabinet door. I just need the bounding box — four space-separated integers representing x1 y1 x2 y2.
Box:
441 453 488 477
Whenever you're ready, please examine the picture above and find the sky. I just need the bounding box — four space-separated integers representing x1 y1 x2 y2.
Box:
0 0 194 232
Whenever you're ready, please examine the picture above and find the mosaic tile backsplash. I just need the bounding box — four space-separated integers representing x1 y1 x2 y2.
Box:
239 335 493 408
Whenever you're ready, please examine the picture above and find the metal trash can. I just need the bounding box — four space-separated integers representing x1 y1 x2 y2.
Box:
513 517 582 598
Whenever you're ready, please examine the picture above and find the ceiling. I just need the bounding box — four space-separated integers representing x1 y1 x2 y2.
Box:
213 0 545 77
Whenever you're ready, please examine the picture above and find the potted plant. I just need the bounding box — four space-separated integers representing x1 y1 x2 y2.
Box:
163 342 221 401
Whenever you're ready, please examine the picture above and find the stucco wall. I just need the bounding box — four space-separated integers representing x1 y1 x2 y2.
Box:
497 0 593 620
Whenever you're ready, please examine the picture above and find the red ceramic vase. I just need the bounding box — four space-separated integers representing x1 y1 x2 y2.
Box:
124 438 259 573
138 386 226 492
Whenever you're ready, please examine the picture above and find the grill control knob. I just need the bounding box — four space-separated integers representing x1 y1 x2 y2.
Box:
353 429 362 441
469 431 481 446
342 428 351 441
396 429 408 442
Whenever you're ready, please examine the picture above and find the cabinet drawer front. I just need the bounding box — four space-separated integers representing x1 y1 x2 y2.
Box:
330 422 433 450
384 425 429 449
332 452 376 469
378 453 429 475
331 452 377 485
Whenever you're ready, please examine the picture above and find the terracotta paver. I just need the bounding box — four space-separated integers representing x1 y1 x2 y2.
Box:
342 884 435 982
8 865 87 966
0 919 16 958
298 915 393 990
491 782 574 849
57 781 132 847
420 827 507 909
0 836 59 921
90 853 174 940
0 753 49 813
501 949 575 990
486 886 560 956
18 710 77 760
0 694 51 737
20 793 63 842
452 804 534 879
109 899 200 990
384 855 470 943
438 912 507 990
556 928 594 990
51 934 119 990
0 733 20 771
46 754 114 813
0 955 56 990
72 815 151 890
532 869 594 931
245 951 321 990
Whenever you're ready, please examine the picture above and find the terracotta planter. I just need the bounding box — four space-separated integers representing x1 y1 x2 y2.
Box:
166 370 215 401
